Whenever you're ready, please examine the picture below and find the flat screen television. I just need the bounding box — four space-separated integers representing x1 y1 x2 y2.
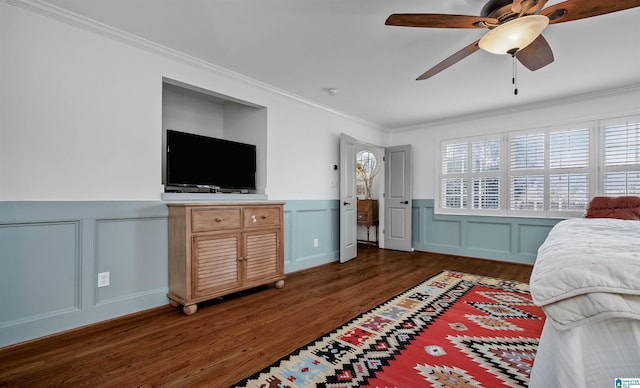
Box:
166 129 256 192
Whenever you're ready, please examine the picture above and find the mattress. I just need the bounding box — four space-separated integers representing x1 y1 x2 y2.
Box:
529 218 640 387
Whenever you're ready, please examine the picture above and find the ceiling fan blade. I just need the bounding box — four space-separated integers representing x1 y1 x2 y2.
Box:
527 0 549 14
511 0 523 14
385 14 498 29
417 40 480 80
516 35 554 71
541 0 640 24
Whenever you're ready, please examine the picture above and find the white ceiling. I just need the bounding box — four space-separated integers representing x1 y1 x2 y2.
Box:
37 0 640 130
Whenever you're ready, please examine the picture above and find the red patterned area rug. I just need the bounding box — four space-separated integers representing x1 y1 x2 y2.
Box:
232 270 545 387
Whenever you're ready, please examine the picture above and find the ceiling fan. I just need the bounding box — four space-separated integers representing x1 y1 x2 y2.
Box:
386 0 640 80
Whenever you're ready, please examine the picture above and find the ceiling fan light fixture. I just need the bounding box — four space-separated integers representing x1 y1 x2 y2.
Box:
479 15 549 55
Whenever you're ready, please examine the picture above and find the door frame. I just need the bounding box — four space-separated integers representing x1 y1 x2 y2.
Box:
340 136 413 258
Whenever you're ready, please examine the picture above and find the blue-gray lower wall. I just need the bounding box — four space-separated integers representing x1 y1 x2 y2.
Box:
411 199 562 264
0 202 170 348
283 200 340 272
0 200 340 348
0 199 557 347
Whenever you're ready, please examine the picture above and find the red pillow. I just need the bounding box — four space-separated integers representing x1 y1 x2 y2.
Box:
585 196 640 220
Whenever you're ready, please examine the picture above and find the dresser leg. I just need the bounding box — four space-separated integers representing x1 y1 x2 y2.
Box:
183 304 198 316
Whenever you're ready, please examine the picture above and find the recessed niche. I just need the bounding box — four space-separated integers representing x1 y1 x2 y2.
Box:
161 78 267 199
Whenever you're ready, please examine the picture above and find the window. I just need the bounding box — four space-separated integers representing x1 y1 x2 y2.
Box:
356 150 378 199
508 127 589 213
471 139 501 210
548 128 589 211
437 114 640 217
509 132 545 211
441 137 501 213
356 150 377 176
602 118 640 195
441 142 468 209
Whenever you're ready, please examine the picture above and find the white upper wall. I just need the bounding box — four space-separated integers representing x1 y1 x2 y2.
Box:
0 2 385 201
162 84 225 138
1 2 638 201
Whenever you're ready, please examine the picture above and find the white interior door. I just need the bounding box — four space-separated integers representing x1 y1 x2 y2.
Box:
339 133 357 263
384 144 413 251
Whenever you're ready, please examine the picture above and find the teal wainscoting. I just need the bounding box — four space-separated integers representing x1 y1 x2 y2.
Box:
0 202 169 348
0 200 340 347
0 199 555 347
411 199 563 264
282 200 340 273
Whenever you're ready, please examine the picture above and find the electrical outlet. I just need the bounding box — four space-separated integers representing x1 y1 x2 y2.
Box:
98 272 110 288
313 238 319 247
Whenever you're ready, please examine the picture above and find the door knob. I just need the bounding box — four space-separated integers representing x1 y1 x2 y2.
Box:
343 201 351 206
401 201 409 204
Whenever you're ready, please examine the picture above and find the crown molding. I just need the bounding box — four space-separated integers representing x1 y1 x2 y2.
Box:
391 83 640 132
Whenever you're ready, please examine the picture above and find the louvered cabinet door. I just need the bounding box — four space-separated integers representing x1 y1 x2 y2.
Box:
244 229 282 285
191 232 242 298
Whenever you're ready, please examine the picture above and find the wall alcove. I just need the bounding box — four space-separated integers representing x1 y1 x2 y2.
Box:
161 78 268 200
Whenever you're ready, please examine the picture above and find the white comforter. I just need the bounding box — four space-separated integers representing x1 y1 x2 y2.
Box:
530 217 640 330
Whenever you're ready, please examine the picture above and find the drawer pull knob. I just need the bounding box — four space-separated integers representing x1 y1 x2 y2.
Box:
215 217 223 222
251 215 257 222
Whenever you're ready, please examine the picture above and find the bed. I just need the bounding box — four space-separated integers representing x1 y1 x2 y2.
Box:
529 196 640 387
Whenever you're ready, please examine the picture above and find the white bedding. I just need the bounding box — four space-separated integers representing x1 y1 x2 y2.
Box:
529 218 640 387
530 218 640 330
530 318 640 388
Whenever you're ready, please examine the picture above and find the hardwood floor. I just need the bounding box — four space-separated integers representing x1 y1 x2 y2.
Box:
0 248 533 387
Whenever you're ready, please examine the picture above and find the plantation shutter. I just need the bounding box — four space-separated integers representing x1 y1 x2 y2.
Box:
441 142 468 209
548 128 589 211
440 138 501 211
471 138 501 209
509 133 544 211
435 114 637 216
603 118 640 195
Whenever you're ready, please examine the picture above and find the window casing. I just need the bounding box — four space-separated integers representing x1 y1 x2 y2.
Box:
437 114 640 217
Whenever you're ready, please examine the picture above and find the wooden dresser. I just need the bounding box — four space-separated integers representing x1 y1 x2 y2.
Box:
357 199 379 246
167 202 285 315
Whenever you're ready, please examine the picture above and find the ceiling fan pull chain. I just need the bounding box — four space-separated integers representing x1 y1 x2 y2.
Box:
512 54 518 95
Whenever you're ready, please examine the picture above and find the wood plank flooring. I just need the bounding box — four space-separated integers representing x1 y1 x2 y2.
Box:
0 248 533 387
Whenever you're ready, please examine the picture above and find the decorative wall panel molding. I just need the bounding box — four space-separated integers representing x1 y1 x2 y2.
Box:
0 199 558 347
412 199 561 264
0 221 81 326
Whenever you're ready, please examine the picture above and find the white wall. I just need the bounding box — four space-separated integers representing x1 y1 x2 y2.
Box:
3 2 637 202
387 86 640 200
223 103 268 193
162 84 225 138
0 2 386 201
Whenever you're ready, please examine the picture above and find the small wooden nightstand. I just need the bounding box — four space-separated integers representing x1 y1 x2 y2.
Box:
357 199 379 246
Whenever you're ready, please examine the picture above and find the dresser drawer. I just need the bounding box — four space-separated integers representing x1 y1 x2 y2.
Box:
191 208 241 232
244 207 281 228
357 211 370 223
